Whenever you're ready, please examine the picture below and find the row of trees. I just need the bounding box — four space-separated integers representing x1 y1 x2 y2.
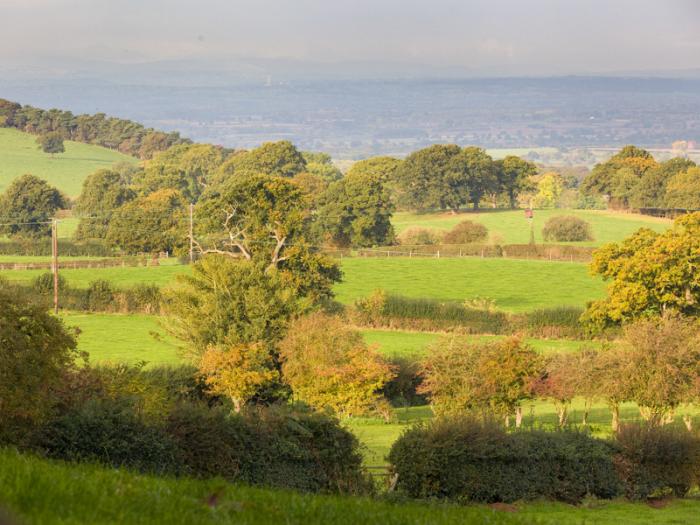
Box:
421 315 700 430
581 145 700 210
0 98 187 159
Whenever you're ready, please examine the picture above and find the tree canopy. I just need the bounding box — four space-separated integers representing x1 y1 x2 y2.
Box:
36 132 65 155
0 174 66 238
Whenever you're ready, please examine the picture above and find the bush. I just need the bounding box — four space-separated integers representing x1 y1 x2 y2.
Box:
31 272 67 296
380 356 426 407
522 306 585 338
0 239 114 257
613 423 700 500
397 227 444 245
86 280 114 311
443 221 488 244
542 215 594 242
389 418 620 504
35 398 182 475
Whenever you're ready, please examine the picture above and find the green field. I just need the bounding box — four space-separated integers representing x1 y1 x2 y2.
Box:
393 208 671 246
1 257 605 313
0 128 137 197
2 448 699 525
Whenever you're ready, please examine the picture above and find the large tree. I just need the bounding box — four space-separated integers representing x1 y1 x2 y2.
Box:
315 171 395 248
664 167 700 210
74 166 136 240
194 173 340 301
346 156 402 183
0 174 66 238
135 143 224 202
106 189 187 254
495 155 537 208
219 141 306 179
583 212 700 330
630 158 696 209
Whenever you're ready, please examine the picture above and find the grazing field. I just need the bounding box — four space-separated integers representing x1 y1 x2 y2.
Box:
393 208 671 246
335 257 605 312
0 128 137 197
1 448 699 525
1 257 605 312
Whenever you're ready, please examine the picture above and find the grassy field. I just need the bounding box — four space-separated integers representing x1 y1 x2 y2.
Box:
2 448 699 525
1 257 605 312
0 128 137 197
393 208 671 246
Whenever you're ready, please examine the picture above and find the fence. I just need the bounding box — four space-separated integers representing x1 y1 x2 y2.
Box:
356 243 596 262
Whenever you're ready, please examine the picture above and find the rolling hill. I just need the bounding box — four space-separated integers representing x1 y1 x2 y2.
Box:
0 128 137 197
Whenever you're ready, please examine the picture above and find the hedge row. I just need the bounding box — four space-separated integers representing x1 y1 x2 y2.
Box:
13 365 369 495
357 243 596 262
0 239 116 257
389 418 700 503
352 292 585 338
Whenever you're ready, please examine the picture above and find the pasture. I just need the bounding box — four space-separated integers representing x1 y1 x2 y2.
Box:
0 128 136 197
1 257 605 312
393 208 671 246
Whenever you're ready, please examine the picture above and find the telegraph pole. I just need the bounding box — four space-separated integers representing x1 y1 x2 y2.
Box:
189 203 194 263
51 218 59 314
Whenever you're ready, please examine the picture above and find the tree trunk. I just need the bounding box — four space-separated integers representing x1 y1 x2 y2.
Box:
611 404 620 432
582 399 591 426
504 414 510 428
683 415 693 432
232 398 242 413
515 406 523 428
557 405 568 427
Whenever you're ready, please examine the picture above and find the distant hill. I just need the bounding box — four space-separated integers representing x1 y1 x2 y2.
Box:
0 128 137 197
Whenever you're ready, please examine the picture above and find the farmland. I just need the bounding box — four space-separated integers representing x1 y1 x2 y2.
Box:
0 128 136 197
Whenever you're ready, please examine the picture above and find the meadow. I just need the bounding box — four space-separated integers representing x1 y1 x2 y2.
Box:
0 128 136 197
1 257 606 312
392 208 671 246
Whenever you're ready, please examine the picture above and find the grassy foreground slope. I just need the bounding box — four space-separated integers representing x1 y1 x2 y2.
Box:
0 128 136 196
1 449 699 525
393 209 671 246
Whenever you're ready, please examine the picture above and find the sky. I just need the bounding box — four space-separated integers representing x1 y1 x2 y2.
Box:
1 0 700 77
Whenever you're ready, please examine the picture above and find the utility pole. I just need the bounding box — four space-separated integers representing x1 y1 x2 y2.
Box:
51 218 59 314
189 203 194 264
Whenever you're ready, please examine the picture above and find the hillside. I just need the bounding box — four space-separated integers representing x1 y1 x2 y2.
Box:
0 128 137 197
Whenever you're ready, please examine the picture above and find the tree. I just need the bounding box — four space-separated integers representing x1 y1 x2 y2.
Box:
533 172 564 208
458 147 498 209
395 144 463 212
0 174 65 238
106 189 187 254
616 315 700 426
346 156 402 183
195 174 341 300
315 171 395 248
279 313 395 418
302 151 343 183
220 141 306 179
495 156 537 208
582 213 700 330
664 167 700 210
74 167 136 240
135 143 224 202
0 283 79 438
420 336 544 427
630 158 696 209
199 342 279 412
165 256 306 354
36 132 65 156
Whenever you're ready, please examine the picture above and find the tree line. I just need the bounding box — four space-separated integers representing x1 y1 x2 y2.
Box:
0 98 188 159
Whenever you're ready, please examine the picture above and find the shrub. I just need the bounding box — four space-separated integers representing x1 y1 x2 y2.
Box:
542 215 593 242
31 272 67 296
397 227 444 245
389 418 620 503
35 398 181 475
613 423 700 500
86 280 115 311
522 306 585 338
120 283 162 313
280 313 395 417
443 220 488 244
380 356 426 407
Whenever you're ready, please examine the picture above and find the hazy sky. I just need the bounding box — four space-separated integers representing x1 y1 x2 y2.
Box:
1 0 700 76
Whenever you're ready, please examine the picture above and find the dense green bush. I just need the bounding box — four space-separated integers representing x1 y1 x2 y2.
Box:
86 280 115 311
443 221 488 244
389 418 620 504
35 398 182 475
613 423 700 500
0 239 114 257
380 356 426 407
541 215 594 242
